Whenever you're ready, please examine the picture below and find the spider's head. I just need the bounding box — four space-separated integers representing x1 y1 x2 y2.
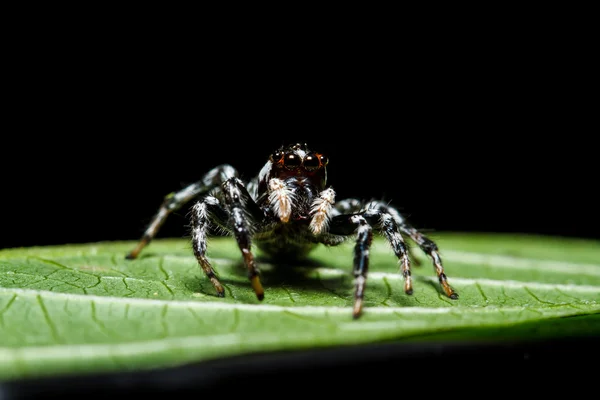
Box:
268 143 329 188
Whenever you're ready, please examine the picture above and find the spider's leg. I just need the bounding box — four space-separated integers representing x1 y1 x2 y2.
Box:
331 198 363 216
363 207 415 296
190 195 228 297
399 223 458 299
362 200 457 298
332 199 415 297
359 199 423 266
126 165 238 259
328 213 374 319
222 177 266 300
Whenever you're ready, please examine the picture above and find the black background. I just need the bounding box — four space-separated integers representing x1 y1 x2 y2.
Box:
2 28 596 249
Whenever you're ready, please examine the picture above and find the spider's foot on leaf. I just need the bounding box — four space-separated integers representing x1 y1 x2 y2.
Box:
352 298 363 319
404 274 413 295
125 237 151 260
125 249 142 260
251 276 265 301
437 272 459 300
442 284 459 300
208 275 225 298
442 283 458 300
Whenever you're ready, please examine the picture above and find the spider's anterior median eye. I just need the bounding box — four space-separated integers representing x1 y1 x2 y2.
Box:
303 153 320 171
284 152 301 169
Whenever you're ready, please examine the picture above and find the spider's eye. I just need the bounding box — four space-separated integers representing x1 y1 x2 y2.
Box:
283 152 301 170
303 153 320 171
270 151 283 163
319 154 329 166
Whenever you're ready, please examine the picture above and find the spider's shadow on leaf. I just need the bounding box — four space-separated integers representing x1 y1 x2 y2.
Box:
183 256 352 298
242 256 348 286
415 275 449 297
129 253 158 260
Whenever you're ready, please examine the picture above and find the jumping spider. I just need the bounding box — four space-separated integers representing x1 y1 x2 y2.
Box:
126 143 458 318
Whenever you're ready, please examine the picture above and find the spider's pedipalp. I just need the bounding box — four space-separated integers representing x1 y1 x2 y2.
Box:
309 187 336 235
268 178 295 223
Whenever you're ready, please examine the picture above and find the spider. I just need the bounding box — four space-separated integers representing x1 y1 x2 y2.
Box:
125 143 458 318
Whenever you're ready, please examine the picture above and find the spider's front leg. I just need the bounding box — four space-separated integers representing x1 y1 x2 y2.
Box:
328 213 374 319
190 196 228 297
221 177 267 300
126 165 238 260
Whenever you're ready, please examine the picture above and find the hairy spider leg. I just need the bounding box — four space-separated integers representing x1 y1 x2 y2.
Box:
332 199 414 296
330 198 363 215
221 177 266 300
350 215 373 319
400 225 458 299
326 213 373 319
327 199 458 317
190 196 227 297
367 208 415 296
365 200 458 299
125 165 238 259
333 199 422 265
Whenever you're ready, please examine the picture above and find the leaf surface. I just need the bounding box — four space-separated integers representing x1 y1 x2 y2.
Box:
1 233 599 380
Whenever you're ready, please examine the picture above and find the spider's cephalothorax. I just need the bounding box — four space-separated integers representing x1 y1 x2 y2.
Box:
126 143 458 318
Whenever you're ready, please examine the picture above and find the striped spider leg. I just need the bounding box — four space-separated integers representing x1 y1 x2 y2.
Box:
323 199 458 318
125 164 265 297
189 176 267 300
125 164 240 260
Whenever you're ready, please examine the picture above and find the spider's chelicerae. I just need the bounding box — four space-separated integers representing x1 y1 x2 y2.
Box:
126 143 458 318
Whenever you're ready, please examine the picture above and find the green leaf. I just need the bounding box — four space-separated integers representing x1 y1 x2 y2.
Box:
1 233 599 380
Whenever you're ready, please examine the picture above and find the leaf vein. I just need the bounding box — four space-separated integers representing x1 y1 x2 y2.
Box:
475 283 488 303
0 294 17 328
524 287 556 305
90 300 115 339
36 295 61 344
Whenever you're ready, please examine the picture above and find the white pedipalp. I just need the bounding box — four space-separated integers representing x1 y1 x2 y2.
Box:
268 178 295 223
309 187 336 235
